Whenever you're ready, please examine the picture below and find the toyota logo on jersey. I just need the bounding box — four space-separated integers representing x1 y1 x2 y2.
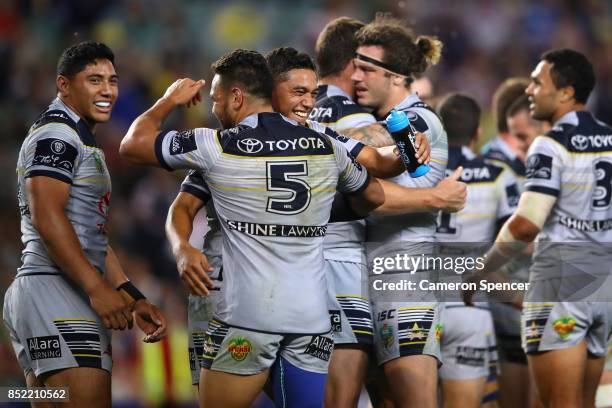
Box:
237 138 264 154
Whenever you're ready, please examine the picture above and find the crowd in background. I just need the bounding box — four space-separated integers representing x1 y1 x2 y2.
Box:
1 0 612 406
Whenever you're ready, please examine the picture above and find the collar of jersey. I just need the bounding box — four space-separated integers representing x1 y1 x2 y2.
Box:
322 83 353 100
50 97 97 147
237 112 298 129
553 110 579 128
393 92 422 112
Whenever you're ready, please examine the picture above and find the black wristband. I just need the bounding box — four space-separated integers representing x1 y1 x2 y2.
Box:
117 281 146 301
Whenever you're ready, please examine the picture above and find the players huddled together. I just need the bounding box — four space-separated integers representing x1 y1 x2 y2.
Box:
4 12 612 408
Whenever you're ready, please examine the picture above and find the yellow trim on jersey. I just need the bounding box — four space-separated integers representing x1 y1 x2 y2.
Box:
53 318 97 323
429 158 448 165
399 341 427 346
353 330 374 335
560 183 593 190
523 303 554 308
336 295 368 300
398 306 435 311
73 354 101 358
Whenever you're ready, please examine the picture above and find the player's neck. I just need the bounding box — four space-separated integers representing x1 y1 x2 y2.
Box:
58 95 97 133
319 76 354 99
234 101 274 125
376 88 411 118
551 103 586 125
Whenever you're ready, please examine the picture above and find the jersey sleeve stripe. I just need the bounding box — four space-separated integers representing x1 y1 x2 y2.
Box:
155 131 173 171
351 143 365 158
344 172 370 196
525 185 560 197
25 169 73 185
180 184 211 203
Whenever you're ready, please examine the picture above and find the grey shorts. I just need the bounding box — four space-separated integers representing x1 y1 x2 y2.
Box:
3 275 112 377
325 259 373 346
371 301 443 366
201 319 333 375
522 301 612 357
439 304 497 380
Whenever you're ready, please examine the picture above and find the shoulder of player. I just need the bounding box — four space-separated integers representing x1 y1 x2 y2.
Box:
26 110 83 150
311 95 371 123
400 106 442 136
450 156 504 184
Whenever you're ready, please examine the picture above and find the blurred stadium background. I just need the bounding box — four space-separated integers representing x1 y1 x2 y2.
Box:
1 0 612 406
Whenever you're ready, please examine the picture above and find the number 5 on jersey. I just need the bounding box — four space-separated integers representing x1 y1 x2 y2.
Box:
266 161 312 215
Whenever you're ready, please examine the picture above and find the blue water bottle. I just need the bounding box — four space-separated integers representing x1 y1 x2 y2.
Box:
385 109 430 177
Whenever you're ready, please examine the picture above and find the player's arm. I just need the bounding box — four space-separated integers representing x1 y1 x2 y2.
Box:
344 122 395 147
120 78 206 166
373 167 466 214
357 143 430 178
347 176 385 216
105 245 167 342
166 191 214 296
27 177 132 330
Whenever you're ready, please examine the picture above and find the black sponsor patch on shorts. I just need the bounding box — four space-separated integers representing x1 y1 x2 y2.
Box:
329 310 342 332
525 153 553 180
169 129 197 155
32 138 78 173
27 335 62 360
455 346 486 367
188 347 197 371
304 335 333 361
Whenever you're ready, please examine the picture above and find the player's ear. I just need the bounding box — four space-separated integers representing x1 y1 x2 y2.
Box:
559 85 575 104
57 75 70 97
231 87 244 109
391 74 404 87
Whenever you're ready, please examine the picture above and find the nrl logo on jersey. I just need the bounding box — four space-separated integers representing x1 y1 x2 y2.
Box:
570 134 612 151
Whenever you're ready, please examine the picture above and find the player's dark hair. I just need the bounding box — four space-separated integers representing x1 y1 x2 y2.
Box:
57 41 115 79
492 77 529 133
507 94 530 118
438 92 481 147
265 47 316 82
211 49 273 100
315 17 364 78
541 48 595 104
355 15 442 87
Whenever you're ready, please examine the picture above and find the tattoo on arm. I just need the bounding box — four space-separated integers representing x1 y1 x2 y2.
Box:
344 123 395 147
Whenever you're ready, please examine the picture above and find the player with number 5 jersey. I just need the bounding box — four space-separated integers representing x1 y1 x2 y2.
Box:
119 49 384 408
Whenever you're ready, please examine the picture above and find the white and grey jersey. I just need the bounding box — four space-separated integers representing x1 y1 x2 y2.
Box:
482 136 527 183
156 112 369 334
309 84 377 132
16 98 111 277
436 146 519 243
525 111 612 280
179 171 222 280
367 93 448 254
306 117 369 263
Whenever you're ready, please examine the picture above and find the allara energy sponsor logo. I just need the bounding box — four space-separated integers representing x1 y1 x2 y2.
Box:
27 336 61 360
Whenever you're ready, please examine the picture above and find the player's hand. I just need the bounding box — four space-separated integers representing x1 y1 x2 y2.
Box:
175 243 215 296
133 300 167 343
88 281 133 330
162 78 206 108
433 167 467 212
414 132 430 164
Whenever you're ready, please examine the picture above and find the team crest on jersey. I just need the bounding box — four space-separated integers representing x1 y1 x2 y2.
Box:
92 150 105 173
228 337 252 361
169 129 197 155
379 323 394 349
553 316 576 339
526 153 552 180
